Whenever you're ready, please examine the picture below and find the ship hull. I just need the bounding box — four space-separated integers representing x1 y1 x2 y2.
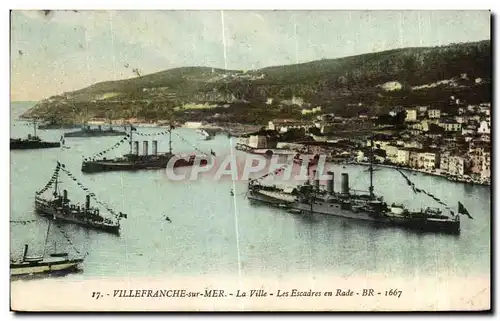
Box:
35 202 120 235
248 191 460 235
64 131 126 138
10 140 60 150
81 157 208 173
10 258 83 276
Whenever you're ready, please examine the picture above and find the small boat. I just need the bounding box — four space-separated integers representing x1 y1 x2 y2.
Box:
35 161 126 234
10 136 61 150
10 220 85 277
197 129 214 141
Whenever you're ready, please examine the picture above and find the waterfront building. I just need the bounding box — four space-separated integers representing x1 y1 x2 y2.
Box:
469 144 491 179
408 149 421 169
382 145 400 164
420 151 441 170
448 155 470 176
481 150 491 180
440 152 451 172
396 148 410 165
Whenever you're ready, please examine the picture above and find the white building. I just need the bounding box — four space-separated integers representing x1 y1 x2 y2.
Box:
404 109 418 122
382 145 400 163
420 152 440 170
248 135 270 148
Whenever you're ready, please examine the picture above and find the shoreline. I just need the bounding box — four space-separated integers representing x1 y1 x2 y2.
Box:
350 161 491 187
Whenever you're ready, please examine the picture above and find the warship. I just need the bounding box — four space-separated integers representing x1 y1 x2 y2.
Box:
10 220 85 276
81 126 209 173
10 121 61 150
64 124 126 138
247 136 466 235
35 162 126 234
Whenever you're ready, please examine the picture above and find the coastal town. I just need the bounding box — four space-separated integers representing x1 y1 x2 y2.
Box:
65 89 491 187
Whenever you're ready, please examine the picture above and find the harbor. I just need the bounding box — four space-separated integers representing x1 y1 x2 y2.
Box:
10 102 490 280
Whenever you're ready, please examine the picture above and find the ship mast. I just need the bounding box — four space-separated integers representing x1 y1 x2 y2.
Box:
42 220 52 258
369 134 374 199
129 124 134 154
306 143 310 184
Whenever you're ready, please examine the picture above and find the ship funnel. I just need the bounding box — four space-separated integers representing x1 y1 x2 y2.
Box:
152 140 158 155
341 173 349 194
22 244 28 261
313 170 320 191
143 141 149 156
133 141 139 155
85 195 90 210
327 171 334 194
63 189 68 203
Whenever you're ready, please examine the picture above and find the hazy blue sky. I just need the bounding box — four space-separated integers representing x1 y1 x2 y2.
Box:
10 10 490 101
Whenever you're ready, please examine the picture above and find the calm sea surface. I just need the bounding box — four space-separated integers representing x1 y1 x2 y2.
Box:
10 102 491 281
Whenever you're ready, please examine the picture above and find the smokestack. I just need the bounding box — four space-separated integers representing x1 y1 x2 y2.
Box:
85 195 90 210
152 140 158 155
327 171 334 194
22 244 28 261
313 170 320 191
143 141 149 156
341 173 349 194
63 189 68 203
133 141 139 155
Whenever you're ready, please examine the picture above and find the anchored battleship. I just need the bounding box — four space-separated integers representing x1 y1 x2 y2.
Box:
35 161 126 234
10 220 85 277
247 136 468 235
81 125 209 173
10 121 61 150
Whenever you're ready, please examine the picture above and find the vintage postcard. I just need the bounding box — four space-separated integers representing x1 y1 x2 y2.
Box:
9 9 491 311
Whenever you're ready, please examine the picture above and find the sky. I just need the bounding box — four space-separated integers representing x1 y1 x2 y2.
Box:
10 10 491 101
